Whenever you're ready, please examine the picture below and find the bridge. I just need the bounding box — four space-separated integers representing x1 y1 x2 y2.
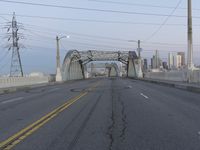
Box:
60 50 143 81
1 0 200 149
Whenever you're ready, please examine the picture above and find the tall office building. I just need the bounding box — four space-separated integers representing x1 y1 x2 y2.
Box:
176 54 182 68
151 50 161 69
151 56 156 69
168 52 173 69
177 52 185 66
143 59 148 71
155 50 159 68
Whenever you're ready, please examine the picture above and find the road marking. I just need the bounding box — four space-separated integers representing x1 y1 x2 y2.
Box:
1 97 24 104
0 81 100 150
140 93 149 99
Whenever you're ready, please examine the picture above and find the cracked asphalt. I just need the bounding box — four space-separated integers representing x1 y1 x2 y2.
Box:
1 78 200 150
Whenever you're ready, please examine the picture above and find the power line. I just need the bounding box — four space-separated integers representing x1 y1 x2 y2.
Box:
2 13 200 26
3 18 198 48
16 22 200 47
0 0 198 18
89 0 200 11
20 23 136 43
144 0 183 42
21 22 200 47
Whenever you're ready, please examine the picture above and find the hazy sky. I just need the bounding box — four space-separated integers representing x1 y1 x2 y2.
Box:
0 0 200 75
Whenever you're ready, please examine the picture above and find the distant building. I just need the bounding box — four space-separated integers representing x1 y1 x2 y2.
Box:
176 54 182 68
168 53 173 69
151 50 162 69
151 56 156 69
177 52 185 66
168 52 185 69
143 59 148 71
162 62 168 69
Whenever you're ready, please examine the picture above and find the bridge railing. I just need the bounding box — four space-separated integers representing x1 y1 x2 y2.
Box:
145 70 200 83
0 76 50 89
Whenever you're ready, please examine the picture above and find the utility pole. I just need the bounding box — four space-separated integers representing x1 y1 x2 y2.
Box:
187 0 193 69
8 12 23 77
137 40 142 58
56 36 66 82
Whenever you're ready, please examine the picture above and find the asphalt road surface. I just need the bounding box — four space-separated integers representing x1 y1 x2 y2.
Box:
1 78 200 150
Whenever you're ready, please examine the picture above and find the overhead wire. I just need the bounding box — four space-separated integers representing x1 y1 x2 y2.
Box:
143 0 183 42
88 0 200 11
1 13 199 26
0 0 200 18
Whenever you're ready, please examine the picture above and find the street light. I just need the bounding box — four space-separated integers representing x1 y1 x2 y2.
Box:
55 35 67 82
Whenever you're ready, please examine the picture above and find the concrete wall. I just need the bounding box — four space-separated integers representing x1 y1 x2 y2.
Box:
145 71 187 82
189 70 200 83
145 70 200 83
0 76 50 89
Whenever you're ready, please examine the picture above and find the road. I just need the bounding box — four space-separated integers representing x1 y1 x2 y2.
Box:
1 78 200 150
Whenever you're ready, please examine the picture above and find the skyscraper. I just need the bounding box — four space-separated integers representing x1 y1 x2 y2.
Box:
143 59 148 71
176 54 182 68
168 52 173 69
151 50 161 69
177 52 185 66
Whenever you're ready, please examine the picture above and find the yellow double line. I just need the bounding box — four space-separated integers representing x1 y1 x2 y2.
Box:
0 81 100 150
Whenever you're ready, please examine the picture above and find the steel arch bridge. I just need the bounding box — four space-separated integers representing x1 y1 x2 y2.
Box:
62 50 142 81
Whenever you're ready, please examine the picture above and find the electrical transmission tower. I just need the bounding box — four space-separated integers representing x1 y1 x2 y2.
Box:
6 12 24 77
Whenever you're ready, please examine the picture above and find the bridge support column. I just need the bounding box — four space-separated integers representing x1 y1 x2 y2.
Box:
127 58 143 78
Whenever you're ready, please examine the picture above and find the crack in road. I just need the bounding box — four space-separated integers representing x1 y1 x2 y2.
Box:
119 95 127 142
107 79 127 150
107 87 115 150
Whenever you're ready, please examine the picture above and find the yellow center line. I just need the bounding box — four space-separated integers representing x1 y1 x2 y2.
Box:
0 81 100 150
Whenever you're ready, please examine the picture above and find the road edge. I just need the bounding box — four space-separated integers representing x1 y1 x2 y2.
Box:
130 77 200 93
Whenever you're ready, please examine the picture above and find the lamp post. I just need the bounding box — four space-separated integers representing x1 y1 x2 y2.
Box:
56 36 66 82
187 0 194 69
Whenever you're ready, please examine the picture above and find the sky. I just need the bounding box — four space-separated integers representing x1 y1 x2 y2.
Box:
0 0 200 75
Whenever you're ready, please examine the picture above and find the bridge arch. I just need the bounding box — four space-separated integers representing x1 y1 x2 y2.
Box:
62 50 85 81
62 50 142 81
105 63 120 77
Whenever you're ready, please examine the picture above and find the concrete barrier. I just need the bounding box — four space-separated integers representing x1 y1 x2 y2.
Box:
145 71 187 82
145 70 200 83
0 76 50 89
190 70 200 83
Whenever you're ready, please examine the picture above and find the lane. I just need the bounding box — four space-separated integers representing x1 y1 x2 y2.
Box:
0 97 24 104
1 78 200 150
118 78 200 150
0 79 100 142
0 79 92 103
10 78 111 150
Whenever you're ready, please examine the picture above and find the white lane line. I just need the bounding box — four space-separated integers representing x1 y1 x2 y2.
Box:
1 97 24 104
140 93 149 99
